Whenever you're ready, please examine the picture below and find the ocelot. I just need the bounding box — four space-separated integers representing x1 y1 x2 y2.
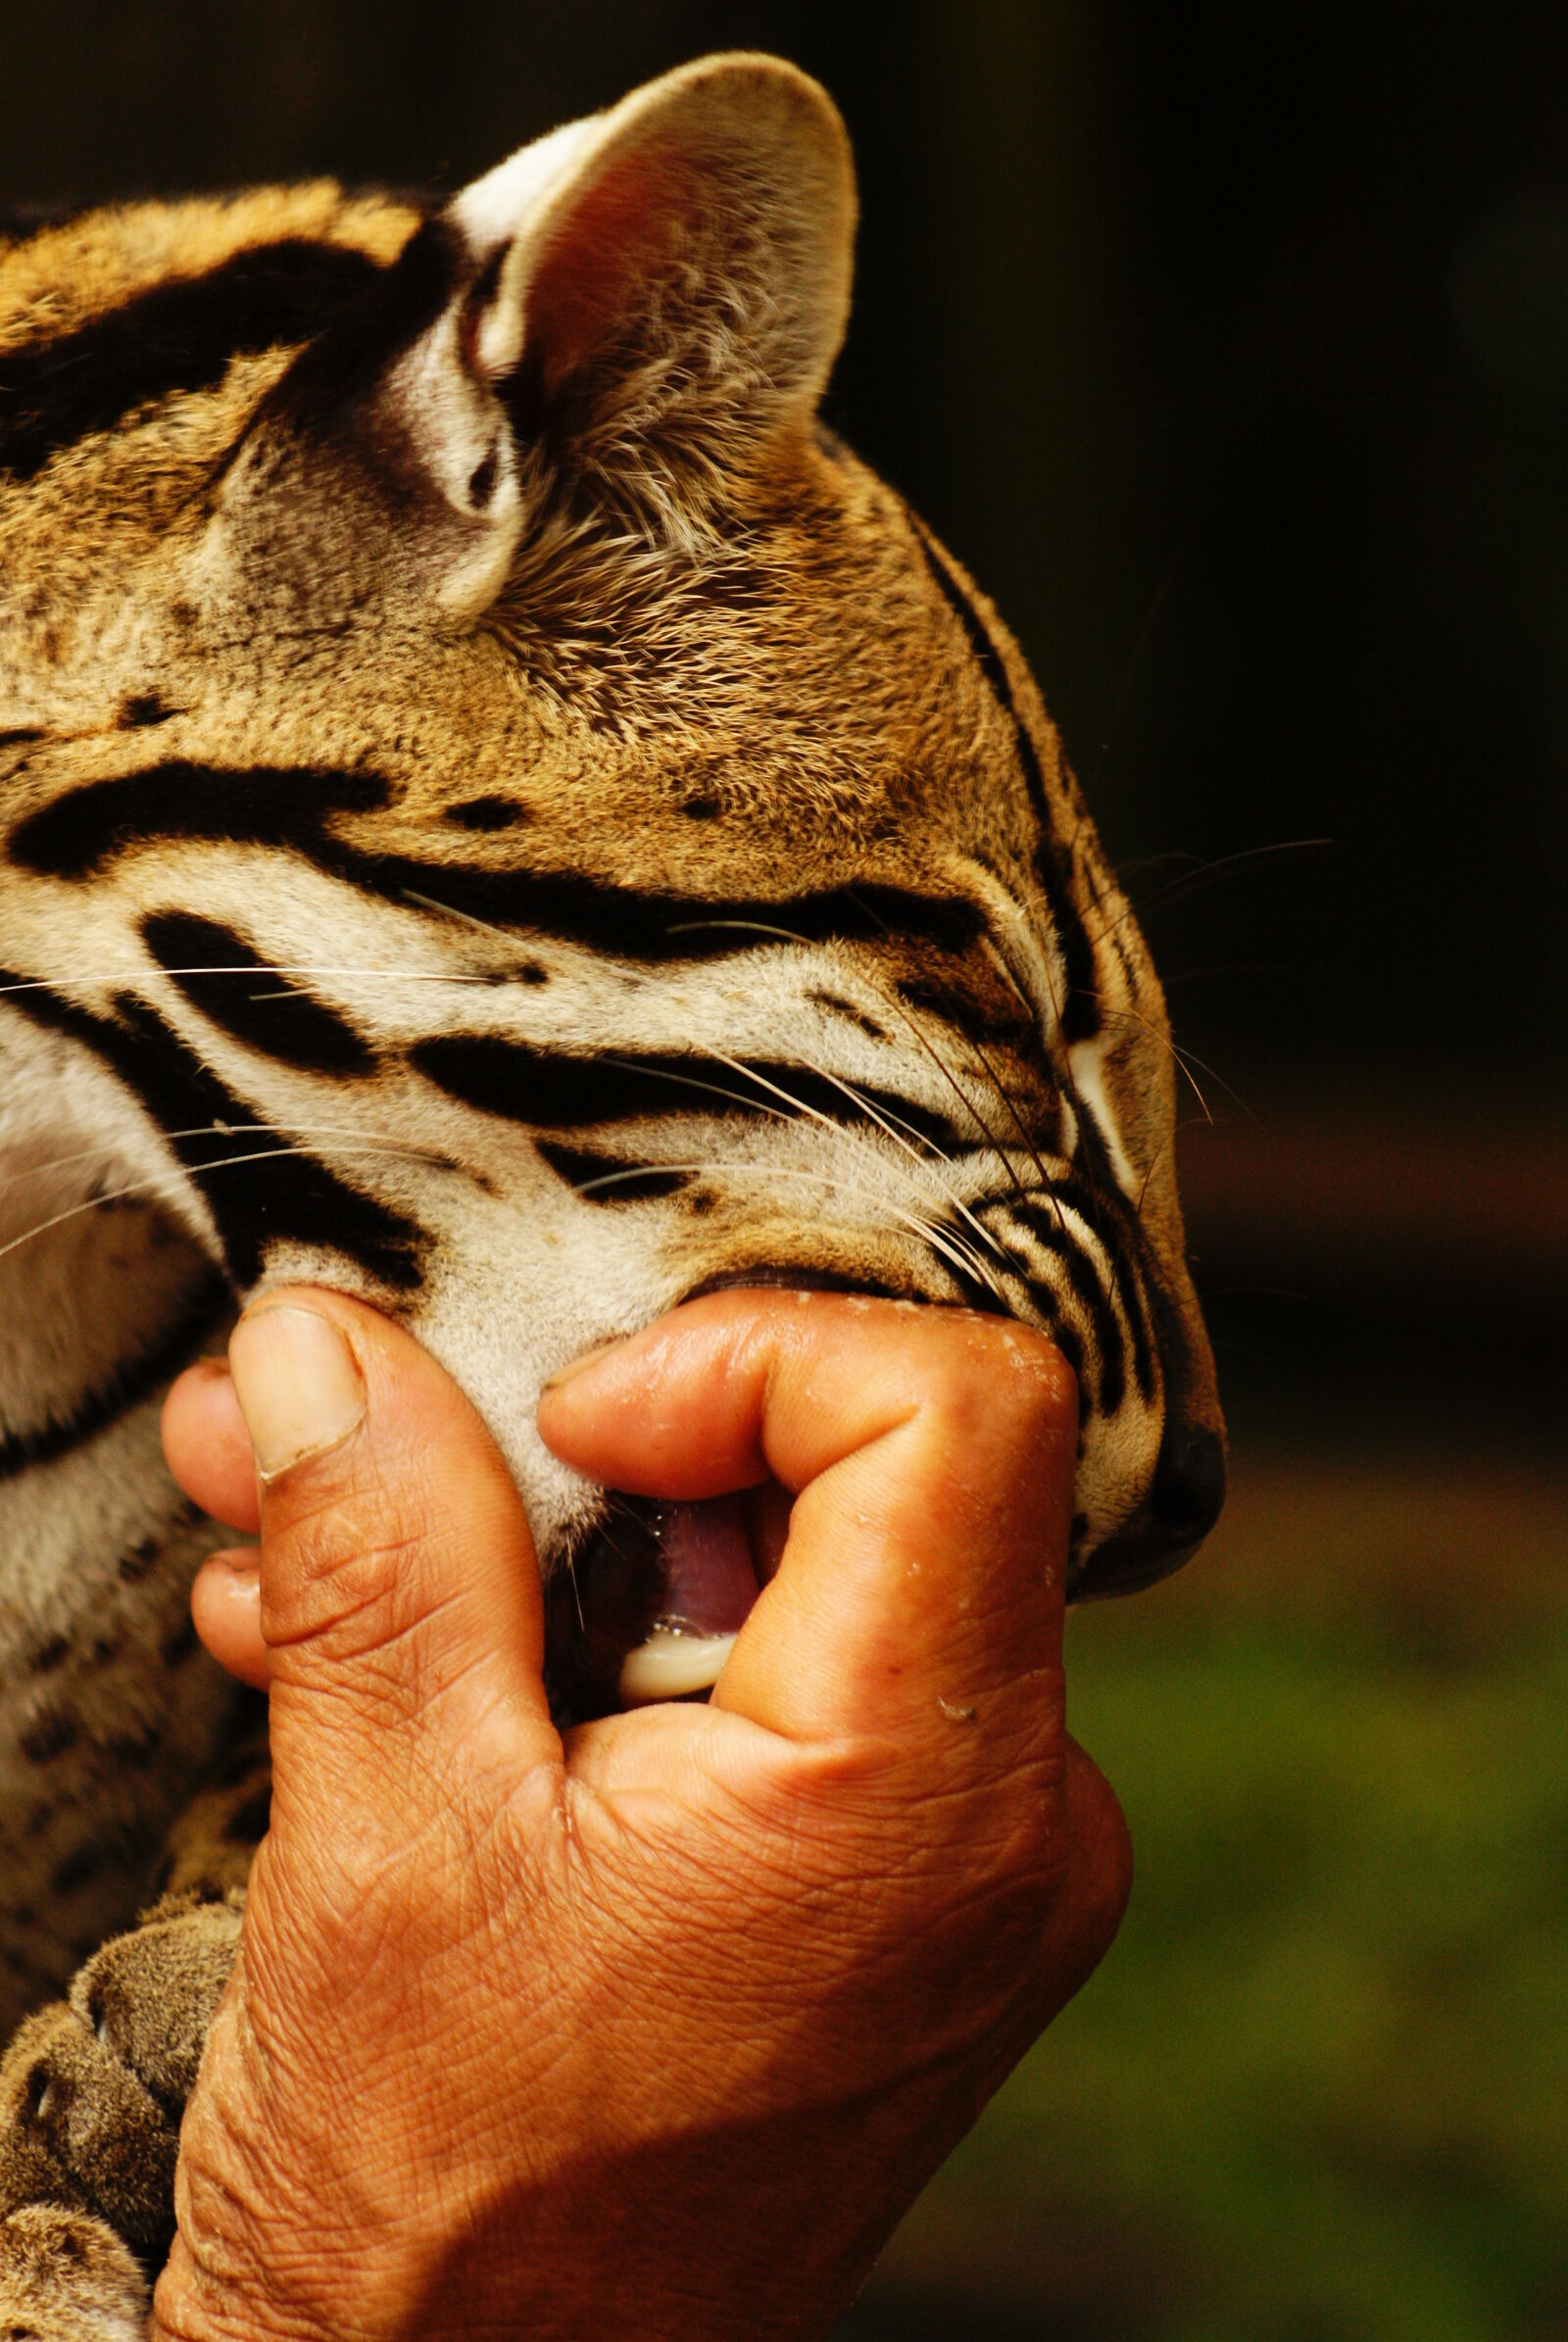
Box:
0 53 1222 2335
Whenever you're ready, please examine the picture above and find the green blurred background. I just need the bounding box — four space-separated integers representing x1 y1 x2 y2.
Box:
4 3 1563 2332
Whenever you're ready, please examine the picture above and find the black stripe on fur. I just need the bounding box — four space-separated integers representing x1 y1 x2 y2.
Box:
412 1034 971 1155
908 518 1102 1044
1 974 423 1292
533 1141 691 1204
0 1258 229 1483
9 762 392 878
1010 1197 1129 1420
8 763 988 971
141 909 377 1078
0 238 395 483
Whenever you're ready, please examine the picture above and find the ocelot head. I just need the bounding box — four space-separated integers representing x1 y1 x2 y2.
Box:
0 55 1223 1716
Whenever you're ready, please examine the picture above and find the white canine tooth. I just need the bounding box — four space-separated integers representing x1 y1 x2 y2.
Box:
618 1627 738 1706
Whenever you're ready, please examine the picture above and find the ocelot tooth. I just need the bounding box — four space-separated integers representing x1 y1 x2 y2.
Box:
618 1627 738 1706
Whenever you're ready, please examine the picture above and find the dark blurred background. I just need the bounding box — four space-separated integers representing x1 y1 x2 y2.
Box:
5 5 1564 2334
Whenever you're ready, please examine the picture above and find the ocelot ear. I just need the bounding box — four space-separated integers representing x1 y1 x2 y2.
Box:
219 53 854 623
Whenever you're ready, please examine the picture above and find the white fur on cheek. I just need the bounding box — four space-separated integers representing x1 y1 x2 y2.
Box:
1069 1038 1136 1195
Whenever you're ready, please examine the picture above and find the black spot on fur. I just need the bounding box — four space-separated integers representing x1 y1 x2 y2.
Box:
0 726 44 747
442 796 531 832
118 1536 159 1586
142 908 377 1078
107 1723 161 1765
0 239 389 483
49 1845 106 1896
159 1615 201 1669
808 988 888 1043
681 796 721 819
19 1711 79 1764
535 1141 689 1204
24 1635 70 1676
121 693 174 728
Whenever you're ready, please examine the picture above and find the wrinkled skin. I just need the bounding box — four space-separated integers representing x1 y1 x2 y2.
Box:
129 1289 1125 2341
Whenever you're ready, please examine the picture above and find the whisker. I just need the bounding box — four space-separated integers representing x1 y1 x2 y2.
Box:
0 1121 445 1197
658 907 1074 1259
1099 837 1334 946
661 903 1040 1217
401 887 509 936
560 1155 1006 1299
1092 1003 1262 1129
699 1050 1008 1295
0 966 501 1000
592 1048 993 1267
0 1140 423 1266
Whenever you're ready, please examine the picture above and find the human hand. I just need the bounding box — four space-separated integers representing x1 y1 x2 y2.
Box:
153 1289 1131 2340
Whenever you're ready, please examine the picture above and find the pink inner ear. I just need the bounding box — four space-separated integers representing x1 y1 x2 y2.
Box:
528 148 699 393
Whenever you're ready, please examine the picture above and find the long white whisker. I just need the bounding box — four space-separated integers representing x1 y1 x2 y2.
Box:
560 1156 1005 1295
641 905 1020 1185
0 1121 444 1196
702 1046 1010 1289
0 1141 423 1266
730 899 1076 1255
0 967 502 1000
593 1049 1006 1297
400 888 508 935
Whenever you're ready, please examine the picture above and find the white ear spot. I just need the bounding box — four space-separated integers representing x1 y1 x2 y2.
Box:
380 305 523 617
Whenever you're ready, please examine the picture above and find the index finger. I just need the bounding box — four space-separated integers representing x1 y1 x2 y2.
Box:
536 1291 1078 1749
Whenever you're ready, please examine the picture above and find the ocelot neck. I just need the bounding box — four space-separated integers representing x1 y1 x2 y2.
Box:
0 1035 238 2026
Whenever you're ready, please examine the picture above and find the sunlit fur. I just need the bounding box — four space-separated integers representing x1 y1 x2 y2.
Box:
0 56 1220 2037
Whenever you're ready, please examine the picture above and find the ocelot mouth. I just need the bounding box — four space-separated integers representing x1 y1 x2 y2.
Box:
543 1482 794 1725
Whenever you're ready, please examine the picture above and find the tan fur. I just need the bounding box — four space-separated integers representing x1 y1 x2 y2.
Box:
0 55 1220 2330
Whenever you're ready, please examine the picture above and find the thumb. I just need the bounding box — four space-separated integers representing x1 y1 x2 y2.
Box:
227 1292 558 1813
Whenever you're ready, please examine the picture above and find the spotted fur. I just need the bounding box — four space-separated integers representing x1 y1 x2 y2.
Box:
0 55 1222 2325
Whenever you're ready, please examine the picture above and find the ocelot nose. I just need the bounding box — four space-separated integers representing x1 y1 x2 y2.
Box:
1149 1419 1227 1550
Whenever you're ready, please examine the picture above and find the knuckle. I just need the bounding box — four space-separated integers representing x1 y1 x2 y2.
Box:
911 1315 1077 1453
265 1496 433 1658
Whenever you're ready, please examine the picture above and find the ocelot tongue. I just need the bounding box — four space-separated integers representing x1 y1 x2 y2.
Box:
618 1495 760 1706
544 1485 792 1724
659 1497 761 1634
